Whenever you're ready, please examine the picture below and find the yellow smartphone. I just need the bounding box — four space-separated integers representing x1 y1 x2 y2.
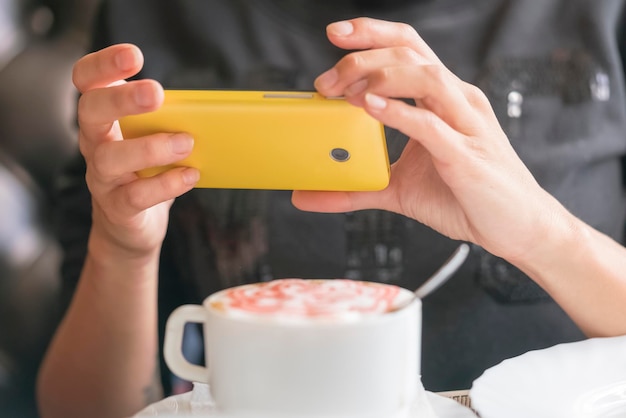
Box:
119 90 390 191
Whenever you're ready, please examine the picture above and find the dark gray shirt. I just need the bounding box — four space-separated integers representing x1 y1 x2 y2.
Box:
56 0 626 393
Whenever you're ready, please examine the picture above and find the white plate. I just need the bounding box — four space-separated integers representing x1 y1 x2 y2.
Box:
133 383 476 417
470 335 626 418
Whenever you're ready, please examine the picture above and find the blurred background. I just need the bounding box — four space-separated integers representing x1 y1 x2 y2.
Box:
0 0 99 416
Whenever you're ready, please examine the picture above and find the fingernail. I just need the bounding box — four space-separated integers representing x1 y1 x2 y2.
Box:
328 21 354 36
115 47 138 71
365 93 387 110
315 68 338 89
345 79 368 97
182 168 200 185
134 83 156 107
169 134 194 154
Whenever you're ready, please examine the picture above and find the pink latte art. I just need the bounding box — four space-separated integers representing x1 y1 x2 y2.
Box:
208 279 414 322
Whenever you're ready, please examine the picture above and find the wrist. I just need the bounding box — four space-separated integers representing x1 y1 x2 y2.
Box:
86 228 162 286
510 195 586 288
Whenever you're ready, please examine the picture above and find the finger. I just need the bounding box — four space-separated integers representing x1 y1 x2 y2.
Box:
293 93 470 215
344 65 483 134
361 93 468 164
315 46 429 97
326 18 442 65
79 80 163 126
108 167 200 217
73 44 144 93
78 79 164 139
91 133 194 180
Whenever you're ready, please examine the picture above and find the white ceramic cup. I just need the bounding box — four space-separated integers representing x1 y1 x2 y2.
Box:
163 278 421 418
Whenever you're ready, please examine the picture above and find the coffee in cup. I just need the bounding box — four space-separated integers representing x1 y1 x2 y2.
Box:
163 278 422 418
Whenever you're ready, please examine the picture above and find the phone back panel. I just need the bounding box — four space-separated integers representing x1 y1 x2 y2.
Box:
119 90 390 191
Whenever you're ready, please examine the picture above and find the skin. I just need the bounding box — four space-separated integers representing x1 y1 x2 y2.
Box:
37 17 626 418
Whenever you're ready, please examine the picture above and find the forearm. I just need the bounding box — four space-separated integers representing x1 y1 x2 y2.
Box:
514 200 626 338
37 232 162 418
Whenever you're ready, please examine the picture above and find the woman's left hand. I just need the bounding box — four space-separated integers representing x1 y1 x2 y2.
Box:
293 17 566 265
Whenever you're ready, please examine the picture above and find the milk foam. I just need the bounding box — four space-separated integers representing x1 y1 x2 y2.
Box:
208 279 414 322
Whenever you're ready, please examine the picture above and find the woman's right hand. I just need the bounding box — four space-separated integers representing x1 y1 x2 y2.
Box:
73 44 199 261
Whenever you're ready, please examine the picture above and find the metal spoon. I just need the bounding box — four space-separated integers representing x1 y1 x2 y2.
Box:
414 243 470 299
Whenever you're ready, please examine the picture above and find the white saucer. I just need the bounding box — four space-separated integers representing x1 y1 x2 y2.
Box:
133 383 476 417
470 335 626 418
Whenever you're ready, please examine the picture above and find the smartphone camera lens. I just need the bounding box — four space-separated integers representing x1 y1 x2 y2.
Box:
330 148 350 162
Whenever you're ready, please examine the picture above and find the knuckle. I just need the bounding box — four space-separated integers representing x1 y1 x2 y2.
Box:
423 64 448 85
393 101 415 122
340 52 365 72
76 94 90 123
464 83 490 106
354 16 375 31
91 145 112 178
138 136 162 163
78 137 90 159
421 109 446 133
370 67 393 86
398 23 419 41
111 86 129 114
72 51 97 91
72 50 103 92
124 186 145 210
94 52 108 81
394 46 420 64
83 170 95 191
157 173 178 195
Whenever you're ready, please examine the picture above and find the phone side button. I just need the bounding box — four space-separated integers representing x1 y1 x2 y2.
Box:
263 93 314 99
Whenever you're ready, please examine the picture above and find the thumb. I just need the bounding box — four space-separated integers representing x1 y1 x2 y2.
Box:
291 189 394 213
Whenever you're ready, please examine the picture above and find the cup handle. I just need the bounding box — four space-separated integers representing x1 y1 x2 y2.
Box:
163 304 208 384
